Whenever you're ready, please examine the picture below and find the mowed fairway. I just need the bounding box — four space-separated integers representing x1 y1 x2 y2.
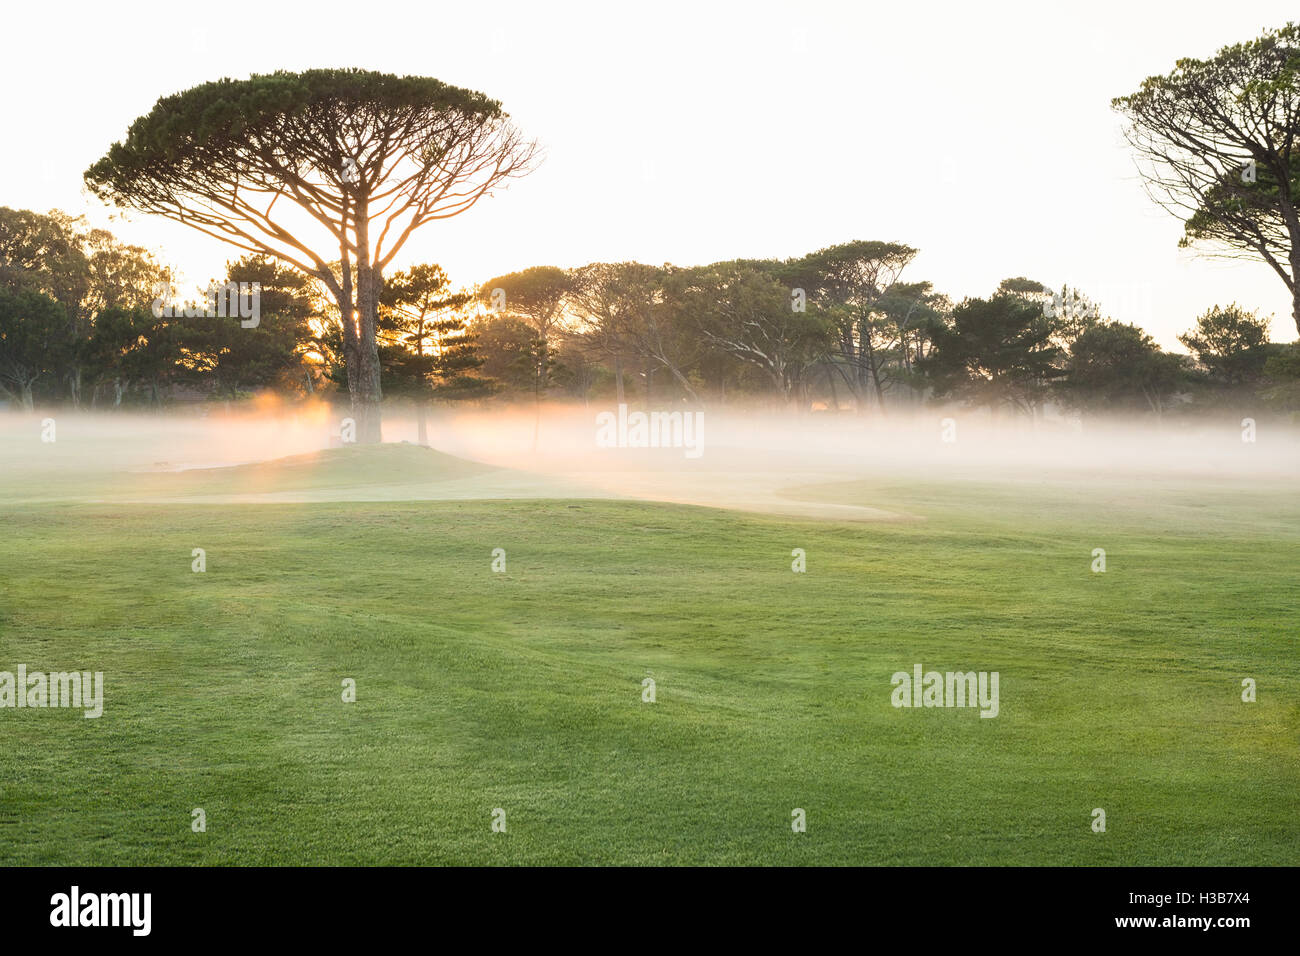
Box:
1 445 1297 865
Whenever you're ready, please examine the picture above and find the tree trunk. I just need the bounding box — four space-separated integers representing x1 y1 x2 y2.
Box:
532 370 541 454
334 195 384 445
353 261 384 444
334 284 383 445
860 329 886 413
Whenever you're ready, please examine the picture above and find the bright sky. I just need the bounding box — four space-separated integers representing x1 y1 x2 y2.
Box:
2 0 1297 348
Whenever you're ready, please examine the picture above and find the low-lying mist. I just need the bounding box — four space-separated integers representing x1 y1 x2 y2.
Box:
2 402 1295 517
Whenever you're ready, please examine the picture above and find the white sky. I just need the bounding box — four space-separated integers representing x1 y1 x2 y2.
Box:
2 0 1297 348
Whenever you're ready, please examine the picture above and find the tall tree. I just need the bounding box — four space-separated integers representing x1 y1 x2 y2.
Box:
1113 24 1300 333
918 293 1065 415
564 262 700 404
1060 321 1184 417
687 260 831 405
79 230 172 406
566 262 641 404
381 263 486 444
80 229 172 315
0 288 69 409
0 208 90 405
176 256 316 400
0 208 88 316
83 305 181 408
623 265 703 404
1178 303 1272 389
791 240 918 411
85 69 537 442
472 313 544 393
872 280 949 400
477 266 571 391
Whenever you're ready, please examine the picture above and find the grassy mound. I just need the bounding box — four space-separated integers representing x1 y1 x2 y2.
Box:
159 443 498 496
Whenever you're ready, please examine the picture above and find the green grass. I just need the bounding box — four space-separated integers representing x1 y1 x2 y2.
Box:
0 448 1297 864
1 443 499 501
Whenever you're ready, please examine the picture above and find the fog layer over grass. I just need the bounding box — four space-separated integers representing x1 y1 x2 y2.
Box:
2 406 1295 512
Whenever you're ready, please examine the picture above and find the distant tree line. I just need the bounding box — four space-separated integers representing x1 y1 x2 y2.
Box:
476 254 1300 421
2 207 1298 421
